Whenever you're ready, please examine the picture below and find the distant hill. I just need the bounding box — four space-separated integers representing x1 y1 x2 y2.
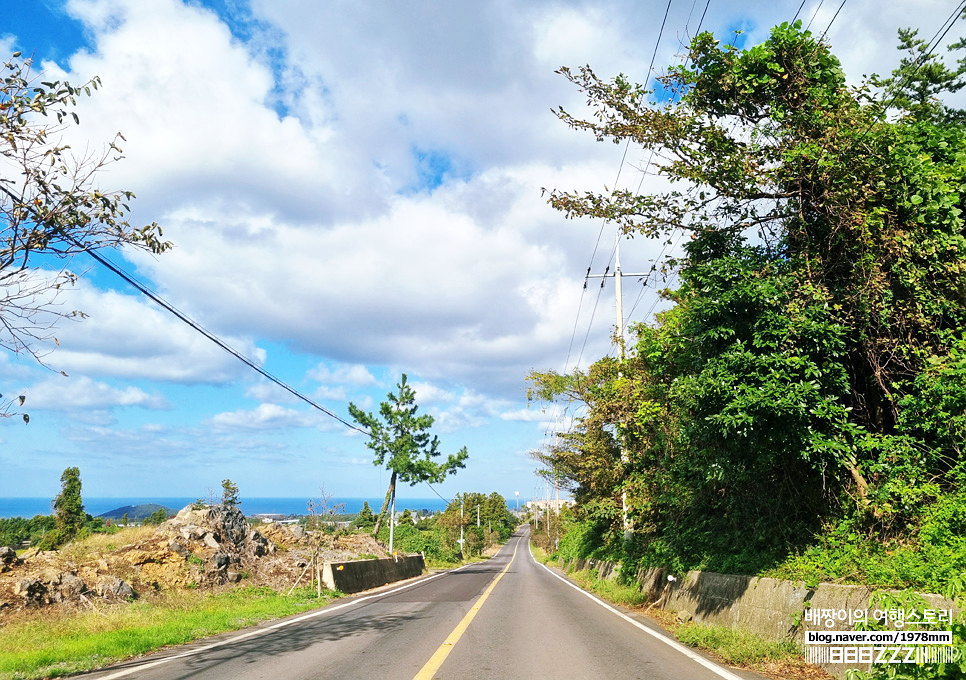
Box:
98 503 177 521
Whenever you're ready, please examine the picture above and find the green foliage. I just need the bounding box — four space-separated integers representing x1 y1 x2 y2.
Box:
36 467 85 550
564 566 649 609
767 482 966 592
379 521 461 564
870 27 966 124
436 492 517 556
536 21 966 581
221 479 240 508
348 373 468 534
0 586 337 679
143 508 169 526
846 580 966 679
354 501 376 530
550 502 623 564
0 515 55 549
677 623 802 667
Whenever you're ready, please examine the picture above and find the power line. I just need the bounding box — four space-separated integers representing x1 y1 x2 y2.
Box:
804 0 826 32
77 243 372 437
819 0 848 41
561 0 677 380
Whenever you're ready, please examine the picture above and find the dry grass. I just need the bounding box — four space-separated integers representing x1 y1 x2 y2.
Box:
58 526 156 563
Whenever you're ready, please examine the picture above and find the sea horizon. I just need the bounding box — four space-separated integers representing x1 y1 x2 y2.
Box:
0 496 451 519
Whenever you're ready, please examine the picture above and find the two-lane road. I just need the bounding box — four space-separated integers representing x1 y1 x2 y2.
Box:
83 529 767 679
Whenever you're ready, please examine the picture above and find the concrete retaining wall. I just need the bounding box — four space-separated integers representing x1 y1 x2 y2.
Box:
565 559 955 642
322 555 425 594
566 559 956 677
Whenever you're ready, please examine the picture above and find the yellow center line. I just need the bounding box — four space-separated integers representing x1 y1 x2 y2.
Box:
413 539 519 680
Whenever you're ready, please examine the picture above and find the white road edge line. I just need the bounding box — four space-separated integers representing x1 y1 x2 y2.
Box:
527 540 749 680
89 564 475 679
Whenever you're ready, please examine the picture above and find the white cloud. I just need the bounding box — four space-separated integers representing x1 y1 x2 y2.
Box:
30 275 265 384
312 385 347 402
500 407 548 423
209 402 339 432
24 375 169 411
244 380 299 404
409 380 457 406
308 363 378 387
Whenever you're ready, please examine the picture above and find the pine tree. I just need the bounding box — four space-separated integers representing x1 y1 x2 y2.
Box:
348 374 468 547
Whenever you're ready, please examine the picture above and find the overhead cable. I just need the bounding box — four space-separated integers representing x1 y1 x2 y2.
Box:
75 242 373 437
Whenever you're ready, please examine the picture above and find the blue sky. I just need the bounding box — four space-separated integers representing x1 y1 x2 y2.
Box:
1 0 960 505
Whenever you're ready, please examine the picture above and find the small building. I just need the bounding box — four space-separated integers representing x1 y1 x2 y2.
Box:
526 499 574 514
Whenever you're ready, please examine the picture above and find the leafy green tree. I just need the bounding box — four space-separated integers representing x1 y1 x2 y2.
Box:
0 514 55 548
145 508 169 525
537 20 966 575
348 374 468 545
871 27 966 123
355 501 376 529
36 467 85 549
221 479 240 508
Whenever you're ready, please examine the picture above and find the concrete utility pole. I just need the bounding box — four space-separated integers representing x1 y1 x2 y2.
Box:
389 491 396 554
586 234 647 544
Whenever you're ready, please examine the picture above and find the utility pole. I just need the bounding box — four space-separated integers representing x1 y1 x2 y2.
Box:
546 477 551 538
586 233 646 544
389 489 396 554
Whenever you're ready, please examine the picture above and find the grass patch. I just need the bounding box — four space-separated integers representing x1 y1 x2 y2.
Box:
565 567 649 608
529 545 551 563
0 586 338 680
58 526 157 564
676 622 802 665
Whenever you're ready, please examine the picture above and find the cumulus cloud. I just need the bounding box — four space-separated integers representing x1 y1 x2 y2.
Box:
500 407 549 423
209 402 340 432
24 375 169 411
308 363 378 387
35 277 266 384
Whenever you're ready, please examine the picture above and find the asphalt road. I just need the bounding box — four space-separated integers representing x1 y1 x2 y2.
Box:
81 529 768 680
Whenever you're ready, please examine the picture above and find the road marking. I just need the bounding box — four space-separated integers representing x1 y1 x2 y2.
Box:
413 539 520 680
527 540 747 680
87 565 472 679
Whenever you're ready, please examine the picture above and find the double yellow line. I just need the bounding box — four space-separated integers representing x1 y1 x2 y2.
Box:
413 540 519 679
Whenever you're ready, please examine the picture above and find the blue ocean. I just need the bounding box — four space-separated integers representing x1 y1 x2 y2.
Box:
0 497 450 519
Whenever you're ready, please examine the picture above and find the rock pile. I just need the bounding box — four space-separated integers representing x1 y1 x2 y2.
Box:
114 504 277 589
0 504 392 621
0 504 290 616
0 546 22 572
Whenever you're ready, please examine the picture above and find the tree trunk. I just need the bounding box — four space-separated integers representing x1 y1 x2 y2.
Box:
373 470 397 536
846 457 871 509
